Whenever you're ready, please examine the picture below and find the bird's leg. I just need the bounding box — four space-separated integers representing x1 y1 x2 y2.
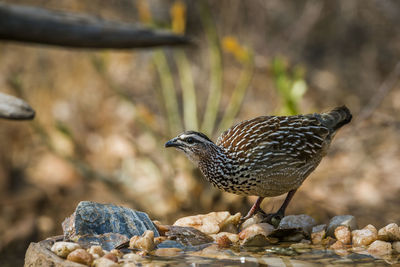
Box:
264 189 297 226
241 197 265 222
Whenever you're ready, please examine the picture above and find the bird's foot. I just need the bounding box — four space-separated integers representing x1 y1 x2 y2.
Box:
262 211 284 228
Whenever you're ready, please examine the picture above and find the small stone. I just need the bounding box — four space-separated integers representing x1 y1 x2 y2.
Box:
311 224 326 245
352 224 378 247
378 223 400 242
238 223 275 240
392 241 400 254
51 241 81 258
290 242 311 249
153 220 169 236
219 212 241 233
334 225 351 245
327 215 357 237
239 223 275 247
278 215 317 236
281 232 305 242
212 232 239 244
153 248 182 257
123 253 143 260
103 253 118 262
330 240 345 250
129 230 156 252
173 211 232 235
321 236 336 247
110 249 123 258
216 234 232 248
154 236 167 245
239 213 264 231
66 248 94 266
93 257 119 267
367 240 392 256
88 245 104 258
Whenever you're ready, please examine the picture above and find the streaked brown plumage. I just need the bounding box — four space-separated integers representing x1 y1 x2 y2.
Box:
165 106 352 222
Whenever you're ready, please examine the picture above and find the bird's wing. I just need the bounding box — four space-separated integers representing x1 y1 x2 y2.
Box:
217 115 330 169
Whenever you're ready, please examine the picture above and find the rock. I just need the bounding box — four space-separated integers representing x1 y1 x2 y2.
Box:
239 213 264 231
66 248 94 266
123 253 143 260
367 240 392 256
278 215 317 236
238 222 275 247
215 234 232 248
378 223 400 242
392 241 400 254
156 240 185 250
352 224 378 247
165 226 214 249
212 232 239 244
321 236 336 247
153 248 182 257
334 225 351 245
76 232 129 251
154 236 167 246
110 249 123 258
103 252 118 262
330 240 345 250
281 232 305 242
152 220 169 236
219 212 241 233
25 241 84 267
239 223 275 239
93 257 119 267
311 224 326 245
173 211 233 235
327 215 357 237
129 230 156 252
88 245 104 259
62 201 159 245
51 241 81 258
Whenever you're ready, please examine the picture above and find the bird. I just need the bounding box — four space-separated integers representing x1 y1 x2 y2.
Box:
165 106 352 223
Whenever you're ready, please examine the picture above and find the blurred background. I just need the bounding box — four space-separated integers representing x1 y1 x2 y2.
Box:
1 0 400 265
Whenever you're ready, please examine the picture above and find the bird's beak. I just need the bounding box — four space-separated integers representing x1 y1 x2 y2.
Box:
165 137 181 148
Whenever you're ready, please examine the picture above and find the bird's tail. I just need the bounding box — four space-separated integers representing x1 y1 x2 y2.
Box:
320 106 352 133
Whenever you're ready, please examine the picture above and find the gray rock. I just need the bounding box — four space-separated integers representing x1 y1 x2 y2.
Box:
62 201 159 250
326 215 357 237
311 224 326 245
0 92 35 120
278 215 317 236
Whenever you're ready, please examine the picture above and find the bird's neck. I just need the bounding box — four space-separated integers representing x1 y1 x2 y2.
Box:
198 145 234 184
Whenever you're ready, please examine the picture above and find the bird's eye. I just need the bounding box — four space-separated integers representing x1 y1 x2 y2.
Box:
186 137 195 144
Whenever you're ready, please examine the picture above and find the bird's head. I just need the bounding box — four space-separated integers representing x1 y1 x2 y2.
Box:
165 131 216 166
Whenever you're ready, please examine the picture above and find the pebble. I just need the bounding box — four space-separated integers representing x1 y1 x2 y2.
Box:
367 240 392 256
239 223 275 247
352 224 378 247
239 213 264 231
212 232 239 244
278 215 317 236
154 236 167 245
327 215 357 237
153 248 182 257
392 241 400 254
153 220 169 236
311 224 326 245
129 230 156 252
219 212 241 233
87 245 104 259
93 257 119 267
321 236 336 247
173 211 233 235
110 249 123 258
334 225 351 245
282 232 305 242
239 223 275 240
378 223 400 242
51 241 81 258
329 240 345 250
216 234 232 248
103 253 118 262
66 248 94 266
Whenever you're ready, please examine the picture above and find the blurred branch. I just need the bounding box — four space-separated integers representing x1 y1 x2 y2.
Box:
153 51 182 134
175 50 199 131
199 2 223 136
0 92 35 120
358 61 400 122
0 2 191 49
217 53 255 133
